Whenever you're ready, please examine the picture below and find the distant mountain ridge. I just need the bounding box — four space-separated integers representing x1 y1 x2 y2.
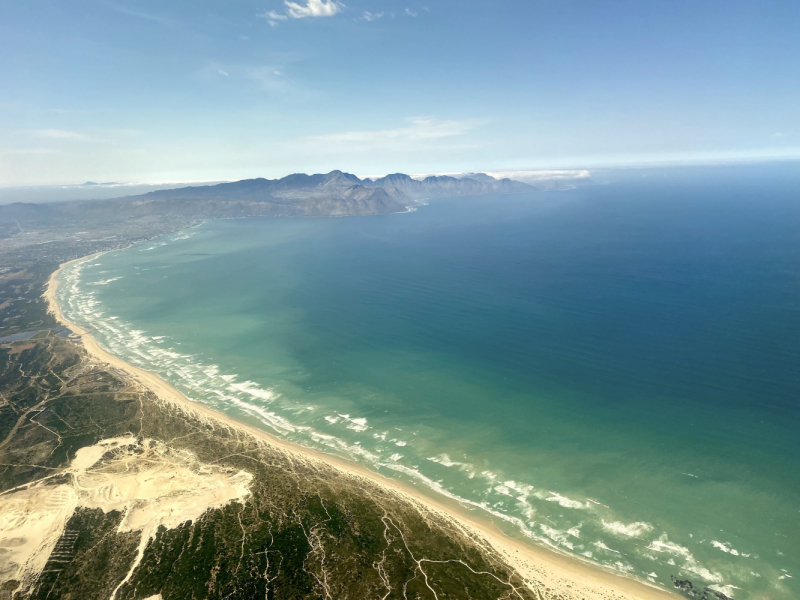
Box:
137 169 534 203
0 170 536 236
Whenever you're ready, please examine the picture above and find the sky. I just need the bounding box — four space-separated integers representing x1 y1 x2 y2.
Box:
1 0 799 186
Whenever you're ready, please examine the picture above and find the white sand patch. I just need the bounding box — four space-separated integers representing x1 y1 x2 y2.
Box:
0 485 78 593
70 436 137 471
0 437 252 597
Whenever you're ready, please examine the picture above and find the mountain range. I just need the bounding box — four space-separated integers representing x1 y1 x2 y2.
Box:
133 169 534 205
0 170 537 234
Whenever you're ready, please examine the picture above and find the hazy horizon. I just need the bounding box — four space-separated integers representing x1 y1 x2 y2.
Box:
3 158 799 206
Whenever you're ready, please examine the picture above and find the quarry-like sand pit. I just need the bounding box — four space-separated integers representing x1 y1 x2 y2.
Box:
0 436 252 597
0 484 78 589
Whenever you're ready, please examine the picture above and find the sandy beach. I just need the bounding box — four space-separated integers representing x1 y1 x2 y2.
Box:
45 255 679 600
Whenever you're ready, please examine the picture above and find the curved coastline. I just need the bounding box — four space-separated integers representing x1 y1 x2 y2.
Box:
45 254 678 600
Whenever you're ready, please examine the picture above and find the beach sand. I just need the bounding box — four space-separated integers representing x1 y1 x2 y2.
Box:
45 255 678 600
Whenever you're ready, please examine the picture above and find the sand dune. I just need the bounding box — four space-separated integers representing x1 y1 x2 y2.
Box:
0 435 251 597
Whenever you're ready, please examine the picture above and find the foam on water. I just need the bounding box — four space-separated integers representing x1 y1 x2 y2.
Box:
602 520 655 538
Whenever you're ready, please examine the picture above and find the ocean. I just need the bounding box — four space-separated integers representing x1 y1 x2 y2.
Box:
57 163 800 599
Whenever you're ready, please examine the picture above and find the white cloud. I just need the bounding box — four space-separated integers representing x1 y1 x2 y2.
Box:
306 118 476 148
0 147 57 157
405 169 592 182
405 7 417 16
259 0 342 25
36 128 140 140
362 10 383 21
257 9 288 26
286 118 482 159
485 169 591 182
244 66 288 91
31 129 88 140
109 4 175 26
202 61 306 96
284 0 342 18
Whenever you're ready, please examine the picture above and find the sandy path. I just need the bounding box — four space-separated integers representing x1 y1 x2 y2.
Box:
44 255 678 600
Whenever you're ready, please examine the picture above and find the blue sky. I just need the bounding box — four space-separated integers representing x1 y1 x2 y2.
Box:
1 0 799 185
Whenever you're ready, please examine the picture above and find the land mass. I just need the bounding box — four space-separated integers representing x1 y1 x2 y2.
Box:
0 171 538 239
0 170 549 271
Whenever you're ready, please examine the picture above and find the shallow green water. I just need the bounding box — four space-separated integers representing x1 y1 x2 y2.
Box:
59 165 800 599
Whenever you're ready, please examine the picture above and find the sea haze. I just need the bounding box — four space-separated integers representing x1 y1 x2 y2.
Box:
58 163 800 599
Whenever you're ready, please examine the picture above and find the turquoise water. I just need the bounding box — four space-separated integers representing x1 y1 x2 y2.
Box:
59 165 800 599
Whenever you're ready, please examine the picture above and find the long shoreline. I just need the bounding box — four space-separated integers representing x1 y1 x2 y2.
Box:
45 254 678 600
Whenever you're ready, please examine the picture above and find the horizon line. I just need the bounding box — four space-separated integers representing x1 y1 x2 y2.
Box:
2 154 799 190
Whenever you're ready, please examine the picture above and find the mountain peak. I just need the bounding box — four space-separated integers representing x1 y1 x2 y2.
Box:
460 173 498 183
323 170 362 184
